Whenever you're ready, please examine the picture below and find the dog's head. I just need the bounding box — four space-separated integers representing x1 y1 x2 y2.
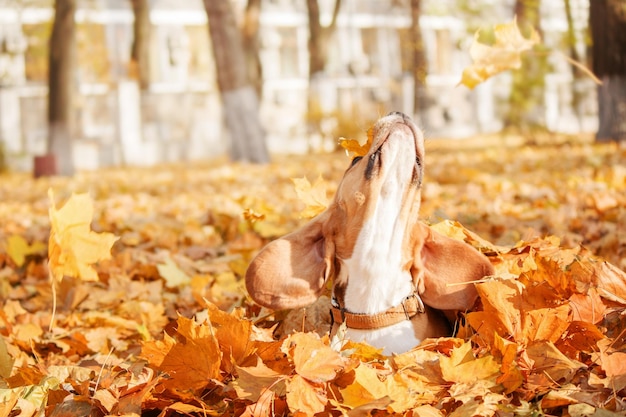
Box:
245 112 493 312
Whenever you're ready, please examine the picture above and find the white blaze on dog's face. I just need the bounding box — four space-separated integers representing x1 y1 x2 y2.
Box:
329 112 425 314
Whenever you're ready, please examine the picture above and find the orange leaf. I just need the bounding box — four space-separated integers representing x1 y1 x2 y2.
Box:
569 289 607 324
338 128 374 160
233 358 285 402
471 279 524 339
285 374 327 415
202 302 257 372
282 332 344 383
48 190 118 283
521 304 571 344
595 338 626 391
493 333 523 394
525 341 584 383
140 316 221 392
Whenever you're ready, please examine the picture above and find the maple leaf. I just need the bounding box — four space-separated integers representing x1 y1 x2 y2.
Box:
291 176 330 219
232 358 284 401
48 190 119 283
439 341 500 385
140 316 221 392
525 341 585 384
460 17 540 89
338 126 374 158
282 332 344 384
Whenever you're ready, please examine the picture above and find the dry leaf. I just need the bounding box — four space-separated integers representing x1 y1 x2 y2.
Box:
338 126 374 158
439 341 500 385
282 332 344 383
156 257 191 288
140 316 221 392
292 176 330 219
48 190 119 282
285 374 327 415
460 17 540 89
6 235 46 268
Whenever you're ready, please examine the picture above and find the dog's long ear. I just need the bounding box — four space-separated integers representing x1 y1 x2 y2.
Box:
411 222 493 311
245 210 335 310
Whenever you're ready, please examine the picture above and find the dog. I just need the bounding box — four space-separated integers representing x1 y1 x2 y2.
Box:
245 112 494 354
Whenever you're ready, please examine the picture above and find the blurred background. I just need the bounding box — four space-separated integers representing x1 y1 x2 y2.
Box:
0 0 624 174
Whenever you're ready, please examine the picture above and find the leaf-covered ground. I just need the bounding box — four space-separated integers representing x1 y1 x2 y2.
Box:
0 135 625 416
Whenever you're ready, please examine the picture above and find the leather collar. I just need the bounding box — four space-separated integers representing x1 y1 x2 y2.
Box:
330 293 425 330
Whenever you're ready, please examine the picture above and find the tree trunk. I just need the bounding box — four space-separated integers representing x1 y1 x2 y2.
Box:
203 0 269 163
305 0 341 146
130 0 151 90
47 0 76 176
409 0 428 126
590 0 626 141
242 0 263 97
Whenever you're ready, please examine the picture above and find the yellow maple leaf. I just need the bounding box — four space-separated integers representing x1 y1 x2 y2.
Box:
439 341 500 385
459 17 540 89
338 126 374 158
48 190 119 283
282 332 344 384
292 175 330 219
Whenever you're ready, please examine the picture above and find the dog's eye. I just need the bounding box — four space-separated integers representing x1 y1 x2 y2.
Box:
350 156 363 167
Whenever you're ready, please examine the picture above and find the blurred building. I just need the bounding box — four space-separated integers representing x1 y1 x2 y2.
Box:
0 0 596 170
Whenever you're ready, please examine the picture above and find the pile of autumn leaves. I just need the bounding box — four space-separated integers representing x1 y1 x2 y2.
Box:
0 142 624 416
139 228 626 417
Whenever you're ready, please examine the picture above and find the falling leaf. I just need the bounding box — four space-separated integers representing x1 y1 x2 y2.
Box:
291 176 330 219
338 126 374 158
48 190 119 282
460 17 540 89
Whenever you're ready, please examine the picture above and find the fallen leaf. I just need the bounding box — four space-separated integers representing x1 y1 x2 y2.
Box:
525 341 584 383
285 374 327 415
282 332 344 384
140 316 221 392
156 258 191 288
6 235 46 268
439 341 500 385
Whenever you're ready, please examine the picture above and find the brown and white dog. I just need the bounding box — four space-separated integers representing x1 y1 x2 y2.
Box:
245 112 494 354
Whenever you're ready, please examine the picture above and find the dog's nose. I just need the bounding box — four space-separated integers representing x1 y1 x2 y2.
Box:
387 111 412 123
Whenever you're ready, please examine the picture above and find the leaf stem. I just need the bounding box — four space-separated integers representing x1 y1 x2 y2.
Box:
49 270 57 333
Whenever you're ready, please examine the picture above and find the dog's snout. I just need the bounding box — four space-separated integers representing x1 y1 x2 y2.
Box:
387 111 412 123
